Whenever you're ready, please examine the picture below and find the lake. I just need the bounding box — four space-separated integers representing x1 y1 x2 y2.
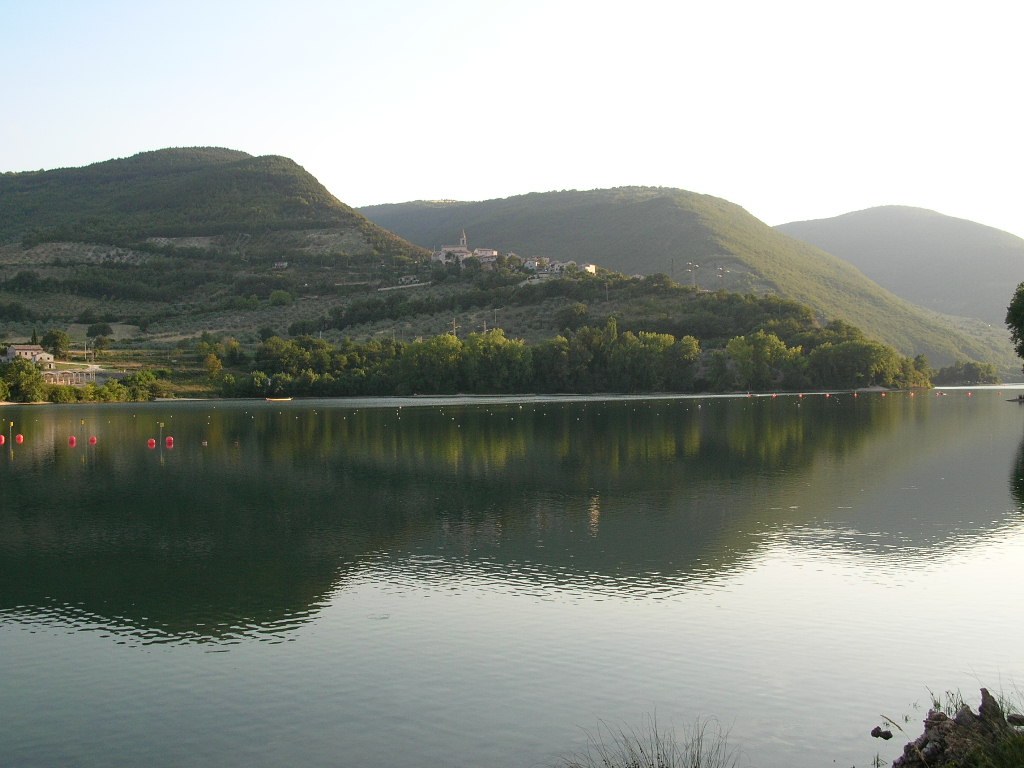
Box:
1 391 1022 767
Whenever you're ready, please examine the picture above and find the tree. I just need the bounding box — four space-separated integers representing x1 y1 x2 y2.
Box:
399 333 463 393
726 330 802 390
288 319 320 337
222 337 247 366
532 335 572 392
556 302 589 331
1 358 46 402
41 329 72 359
808 339 902 388
205 353 224 380
460 329 532 392
934 360 999 385
86 322 113 339
1007 282 1024 366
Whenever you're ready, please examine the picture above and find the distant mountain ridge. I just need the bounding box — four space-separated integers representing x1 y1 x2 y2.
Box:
776 206 1024 325
361 189 1015 369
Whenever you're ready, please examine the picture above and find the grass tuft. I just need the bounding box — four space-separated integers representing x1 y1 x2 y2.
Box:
555 715 739 768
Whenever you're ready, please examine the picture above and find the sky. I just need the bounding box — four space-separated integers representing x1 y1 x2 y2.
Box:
3 0 1023 238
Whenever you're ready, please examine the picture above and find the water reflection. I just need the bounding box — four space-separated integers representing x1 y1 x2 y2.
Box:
1 393 1020 644
1012 430 1024 509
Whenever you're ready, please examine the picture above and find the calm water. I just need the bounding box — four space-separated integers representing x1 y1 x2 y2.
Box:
1 391 1022 767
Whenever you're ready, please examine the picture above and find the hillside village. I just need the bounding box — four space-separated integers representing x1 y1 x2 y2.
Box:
430 229 597 277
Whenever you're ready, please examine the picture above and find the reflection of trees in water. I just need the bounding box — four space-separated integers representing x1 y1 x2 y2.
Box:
1011 432 1024 508
0 395 943 641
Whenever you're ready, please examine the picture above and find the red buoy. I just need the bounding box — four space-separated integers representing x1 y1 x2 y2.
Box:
89 436 98 445
15 434 23 444
68 436 77 447
147 438 157 449
165 436 174 447
0 435 5 445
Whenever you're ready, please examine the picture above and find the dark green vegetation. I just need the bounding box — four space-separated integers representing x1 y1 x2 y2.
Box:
0 150 1010 388
1 147 417 251
0 147 427 338
1005 282 1024 369
0 358 163 403
933 360 1001 386
777 206 1024 326
218 284 932 397
360 189 1014 370
2 269 935 401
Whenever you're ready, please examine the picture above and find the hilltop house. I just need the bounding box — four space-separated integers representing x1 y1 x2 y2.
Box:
1 344 55 369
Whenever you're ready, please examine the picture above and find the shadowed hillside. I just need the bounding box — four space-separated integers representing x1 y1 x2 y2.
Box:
361 189 1015 369
0 147 429 338
0 147 423 258
776 205 1024 325
0 155 1014 373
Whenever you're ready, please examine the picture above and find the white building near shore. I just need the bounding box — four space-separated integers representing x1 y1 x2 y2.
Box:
1 344 55 368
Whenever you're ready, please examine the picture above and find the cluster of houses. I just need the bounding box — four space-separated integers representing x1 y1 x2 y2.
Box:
430 230 596 277
0 344 98 385
1 344 54 368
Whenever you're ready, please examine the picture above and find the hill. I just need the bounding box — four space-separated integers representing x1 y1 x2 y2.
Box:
0 154 1013 375
0 147 423 255
360 189 1015 370
776 206 1024 325
0 147 429 338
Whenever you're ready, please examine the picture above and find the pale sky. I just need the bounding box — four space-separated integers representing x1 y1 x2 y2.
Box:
3 0 1022 238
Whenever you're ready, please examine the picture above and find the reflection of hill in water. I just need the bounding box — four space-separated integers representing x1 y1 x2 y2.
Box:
1 394 1019 642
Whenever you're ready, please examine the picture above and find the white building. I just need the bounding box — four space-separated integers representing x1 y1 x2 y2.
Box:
473 248 500 265
2 344 55 368
431 230 473 264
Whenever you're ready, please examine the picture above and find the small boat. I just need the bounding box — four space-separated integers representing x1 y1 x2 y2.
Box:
265 397 293 402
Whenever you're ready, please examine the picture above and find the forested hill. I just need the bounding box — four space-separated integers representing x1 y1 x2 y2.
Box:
360 189 1014 369
0 152 1014 374
776 206 1024 325
0 147 422 260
